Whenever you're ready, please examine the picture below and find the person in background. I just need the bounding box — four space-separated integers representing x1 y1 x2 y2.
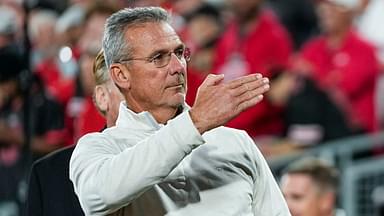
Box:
70 6 289 216
213 0 293 138
280 157 344 216
182 3 224 105
68 2 117 143
28 9 59 71
0 45 66 215
295 0 379 133
26 50 123 216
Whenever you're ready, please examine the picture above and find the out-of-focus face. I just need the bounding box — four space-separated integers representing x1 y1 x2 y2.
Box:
121 22 188 114
317 2 352 35
281 173 327 216
79 13 109 53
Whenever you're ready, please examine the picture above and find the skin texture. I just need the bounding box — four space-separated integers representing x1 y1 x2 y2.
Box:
281 173 334 216
110 21 270 134
317 2 352 39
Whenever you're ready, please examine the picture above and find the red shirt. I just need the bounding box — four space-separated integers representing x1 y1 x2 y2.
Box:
301 30 379 132
35 58 75 105
74 96 106 142
213 11 293 137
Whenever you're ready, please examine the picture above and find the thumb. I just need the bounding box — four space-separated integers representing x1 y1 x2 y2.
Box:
202 74 225 87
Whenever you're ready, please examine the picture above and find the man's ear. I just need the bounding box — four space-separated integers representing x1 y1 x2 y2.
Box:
110 63 131 90
319 191 335 214
94 85 108 114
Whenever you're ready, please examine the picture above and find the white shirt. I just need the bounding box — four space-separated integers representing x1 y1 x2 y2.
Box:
70 103 290 216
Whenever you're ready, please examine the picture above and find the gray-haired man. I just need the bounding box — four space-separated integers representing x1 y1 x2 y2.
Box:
70 6 290 216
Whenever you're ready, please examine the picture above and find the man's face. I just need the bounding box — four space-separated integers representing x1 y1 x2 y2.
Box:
281 173 327 216
123 22 187 113
317 2 352 34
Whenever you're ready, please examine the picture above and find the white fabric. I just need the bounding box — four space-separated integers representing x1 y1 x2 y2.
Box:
356 0 384 63
70 103 290 216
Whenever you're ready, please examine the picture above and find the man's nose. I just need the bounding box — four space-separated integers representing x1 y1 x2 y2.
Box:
168 53 185 74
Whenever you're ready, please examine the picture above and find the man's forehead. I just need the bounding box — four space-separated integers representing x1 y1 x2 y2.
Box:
125 22 182 48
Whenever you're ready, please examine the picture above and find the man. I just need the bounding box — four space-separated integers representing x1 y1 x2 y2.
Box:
280 157 343 216
70 7 290 215
26 50 123 216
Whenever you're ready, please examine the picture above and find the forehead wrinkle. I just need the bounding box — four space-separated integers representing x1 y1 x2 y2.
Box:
126 23 182 55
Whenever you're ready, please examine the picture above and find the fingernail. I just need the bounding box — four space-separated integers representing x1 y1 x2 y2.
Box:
264 84 270 90
263 78 269 83
256 74 262 79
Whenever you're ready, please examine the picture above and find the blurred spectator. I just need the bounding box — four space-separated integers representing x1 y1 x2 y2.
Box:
280 157 345 216
0 6 17 48
0 5 23 50
26 50 123 216
295 0 379 133
182 3 224 105
0 1 25 48
66 2 116 142
213 0 293 138
33 5 84 105
0 46 66 215
55 4 86 59
28 9 59 70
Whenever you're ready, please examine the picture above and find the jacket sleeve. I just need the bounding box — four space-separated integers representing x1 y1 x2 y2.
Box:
239 132 291 216
69 111 204 215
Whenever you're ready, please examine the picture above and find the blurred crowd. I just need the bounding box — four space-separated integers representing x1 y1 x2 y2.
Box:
0 0 383 215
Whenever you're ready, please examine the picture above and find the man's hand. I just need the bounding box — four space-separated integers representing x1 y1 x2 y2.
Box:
189 73 270 134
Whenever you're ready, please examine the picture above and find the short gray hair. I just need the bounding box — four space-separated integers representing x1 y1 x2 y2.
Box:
102 7 171 68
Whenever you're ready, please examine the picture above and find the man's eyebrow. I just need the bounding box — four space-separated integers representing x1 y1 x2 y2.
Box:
147 43 186 57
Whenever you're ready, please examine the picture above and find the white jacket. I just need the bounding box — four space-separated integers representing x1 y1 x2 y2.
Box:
69 103 290 216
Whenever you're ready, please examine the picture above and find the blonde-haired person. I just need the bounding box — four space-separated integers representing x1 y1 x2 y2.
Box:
26 50 123 216
93 49 124 127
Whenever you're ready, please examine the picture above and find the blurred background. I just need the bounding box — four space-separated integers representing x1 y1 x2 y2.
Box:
0 0 383 215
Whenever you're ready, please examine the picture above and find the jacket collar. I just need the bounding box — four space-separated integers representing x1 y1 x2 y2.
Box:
115 101 189 131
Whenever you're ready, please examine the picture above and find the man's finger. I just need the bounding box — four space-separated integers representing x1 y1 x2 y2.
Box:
201 74 225 88
232 77 270 97
227 73 262 89
236 95 264 113
236 84 270 104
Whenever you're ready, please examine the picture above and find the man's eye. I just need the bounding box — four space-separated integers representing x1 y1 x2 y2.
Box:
151 53 165 62
175 49 184 58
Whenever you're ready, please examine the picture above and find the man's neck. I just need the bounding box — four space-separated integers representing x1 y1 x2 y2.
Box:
126 102 183 125
150 106 183 124
326 28 349 49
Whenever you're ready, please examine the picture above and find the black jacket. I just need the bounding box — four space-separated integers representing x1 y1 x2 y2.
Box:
26 146 84 216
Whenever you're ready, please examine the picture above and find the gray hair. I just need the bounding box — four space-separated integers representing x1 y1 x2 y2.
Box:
102 7 171 68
